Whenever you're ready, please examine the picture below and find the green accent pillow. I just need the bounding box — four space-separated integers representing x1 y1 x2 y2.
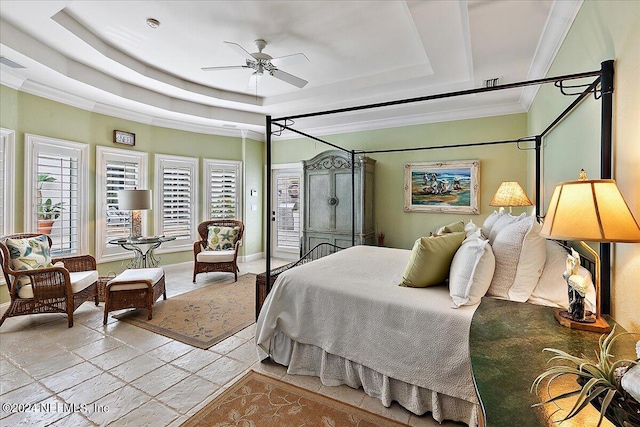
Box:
206 226 240 251
5 235 53 290
400 232 465 288
436 220 465 235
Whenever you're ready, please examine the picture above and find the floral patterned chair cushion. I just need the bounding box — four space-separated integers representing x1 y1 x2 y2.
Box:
5 235 53 290
206 226 241 251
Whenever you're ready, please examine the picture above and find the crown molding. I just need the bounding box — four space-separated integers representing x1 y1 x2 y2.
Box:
520 0 583 109
7 79 264 140
273 101 527 140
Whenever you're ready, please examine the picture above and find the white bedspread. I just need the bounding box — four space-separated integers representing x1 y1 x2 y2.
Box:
255 245 480 405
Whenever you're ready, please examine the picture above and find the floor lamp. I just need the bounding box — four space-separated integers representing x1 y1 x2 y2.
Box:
118 189 152 240
540 170 640 333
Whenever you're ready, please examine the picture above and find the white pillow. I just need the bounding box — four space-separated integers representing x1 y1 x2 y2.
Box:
487 215 546 302
528 240 596 310
464 220 479 238
481 210 504 239
488 212 526 243
449 233 496 308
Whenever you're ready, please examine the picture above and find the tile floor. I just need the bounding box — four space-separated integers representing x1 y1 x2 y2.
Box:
1 259 460 426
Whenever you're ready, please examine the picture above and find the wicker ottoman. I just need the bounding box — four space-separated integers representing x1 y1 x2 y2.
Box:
103 268 166 325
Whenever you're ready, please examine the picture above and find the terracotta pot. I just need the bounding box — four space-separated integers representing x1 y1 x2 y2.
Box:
37 220 55 235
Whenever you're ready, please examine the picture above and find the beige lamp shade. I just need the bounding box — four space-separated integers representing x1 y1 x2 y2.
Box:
117 189 152 211
540 179 640 243
489 181 533 207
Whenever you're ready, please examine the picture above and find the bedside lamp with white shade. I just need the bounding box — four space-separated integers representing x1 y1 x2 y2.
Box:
540 170 640 332
118 189 152 240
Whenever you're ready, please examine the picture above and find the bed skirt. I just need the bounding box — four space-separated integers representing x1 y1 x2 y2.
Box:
265 330 479 427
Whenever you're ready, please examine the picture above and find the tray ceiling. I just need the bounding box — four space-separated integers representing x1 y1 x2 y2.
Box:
0 1 583 139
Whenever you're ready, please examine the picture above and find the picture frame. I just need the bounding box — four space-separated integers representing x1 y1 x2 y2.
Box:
404 160 480 214
113 130 135 146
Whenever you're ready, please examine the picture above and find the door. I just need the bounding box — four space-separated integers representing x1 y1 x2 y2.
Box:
272 168 302 260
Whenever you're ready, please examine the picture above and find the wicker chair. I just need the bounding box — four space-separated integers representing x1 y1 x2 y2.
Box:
193 220 244 282
0 233 99 328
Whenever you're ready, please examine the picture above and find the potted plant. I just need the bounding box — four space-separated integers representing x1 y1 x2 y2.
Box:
531 326 640 427
37 174 63 234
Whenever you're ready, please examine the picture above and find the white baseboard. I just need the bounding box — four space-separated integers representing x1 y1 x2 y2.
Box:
239 252 263 263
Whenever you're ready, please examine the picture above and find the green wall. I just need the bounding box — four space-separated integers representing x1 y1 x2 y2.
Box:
274 113 529 250
527 1 640 332
1 86 264 303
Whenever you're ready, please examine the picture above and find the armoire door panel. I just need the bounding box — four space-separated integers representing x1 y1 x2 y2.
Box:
334 171 357 232
307 173 331 230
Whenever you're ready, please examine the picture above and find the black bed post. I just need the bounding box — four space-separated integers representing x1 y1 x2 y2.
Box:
266 115 272 294
351 150 356 246
600 60 614 315
535 135 542 219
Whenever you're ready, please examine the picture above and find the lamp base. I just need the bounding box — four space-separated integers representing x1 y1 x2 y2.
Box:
554 309 611 333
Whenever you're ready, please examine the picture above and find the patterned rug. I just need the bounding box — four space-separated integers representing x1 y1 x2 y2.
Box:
114 273 255 349
181 371 408 427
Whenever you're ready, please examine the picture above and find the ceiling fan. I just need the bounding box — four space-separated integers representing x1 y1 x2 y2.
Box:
202 39 309 89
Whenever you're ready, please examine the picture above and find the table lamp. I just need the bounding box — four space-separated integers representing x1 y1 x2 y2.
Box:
489 181 533 213
118 189 152 239
540 170 640 332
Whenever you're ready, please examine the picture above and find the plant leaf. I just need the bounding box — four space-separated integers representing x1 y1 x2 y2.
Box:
596 388 617 427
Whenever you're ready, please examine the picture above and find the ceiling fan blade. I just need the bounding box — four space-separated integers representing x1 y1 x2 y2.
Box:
270 69 308 88
224 41 255 60
201 65 250 71
247 72 263 91
270 53 310 68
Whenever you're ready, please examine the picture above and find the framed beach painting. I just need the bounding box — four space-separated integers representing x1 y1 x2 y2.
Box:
404 160 480 214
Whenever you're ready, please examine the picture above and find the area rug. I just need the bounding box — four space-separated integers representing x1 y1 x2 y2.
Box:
181 371 408 427
114 273 255 349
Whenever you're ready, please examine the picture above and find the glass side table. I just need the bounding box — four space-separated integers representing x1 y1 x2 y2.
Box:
108 236 176 269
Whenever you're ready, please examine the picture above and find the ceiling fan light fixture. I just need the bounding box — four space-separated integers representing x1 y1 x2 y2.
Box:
146 18 160 29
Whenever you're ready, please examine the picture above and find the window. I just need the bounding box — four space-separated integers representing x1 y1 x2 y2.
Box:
154 154 198 252
96 147 148 262
25 134 89 256
0 128 15 236
203 159 242 220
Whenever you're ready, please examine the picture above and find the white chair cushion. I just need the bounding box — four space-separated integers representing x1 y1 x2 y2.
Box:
107 268 164 292
17 270 98 299
70 270 99 293
196 249 235 263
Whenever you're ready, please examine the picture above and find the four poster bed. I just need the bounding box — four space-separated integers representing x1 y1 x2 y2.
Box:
256 61 615 425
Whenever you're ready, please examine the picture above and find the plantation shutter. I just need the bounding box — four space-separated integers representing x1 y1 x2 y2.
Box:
0 137 4 235
209 166 237 219
36 152 80 256
105 160 139 239
162 165 193 239
275 174 300 249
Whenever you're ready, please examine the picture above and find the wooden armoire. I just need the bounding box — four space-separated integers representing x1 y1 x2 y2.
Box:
302 150 376 254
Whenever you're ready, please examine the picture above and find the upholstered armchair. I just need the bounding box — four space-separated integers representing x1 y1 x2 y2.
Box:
0 234 99 328
193 220 244 282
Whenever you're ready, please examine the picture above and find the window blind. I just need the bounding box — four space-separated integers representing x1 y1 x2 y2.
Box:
0 137 5 236
276 175 301 249
161 165 193 239
36 153 79 256
105 160 139 240
209 167 237 219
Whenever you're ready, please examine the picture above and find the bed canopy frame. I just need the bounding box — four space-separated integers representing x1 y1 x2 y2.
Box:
264 60 614 314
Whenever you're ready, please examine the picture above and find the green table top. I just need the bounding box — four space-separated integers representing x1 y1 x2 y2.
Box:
469 297 634 427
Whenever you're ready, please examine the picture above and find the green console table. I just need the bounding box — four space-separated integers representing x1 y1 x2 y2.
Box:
469 297 634 427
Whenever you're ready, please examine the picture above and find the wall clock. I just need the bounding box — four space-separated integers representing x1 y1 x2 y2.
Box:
113 130 135 146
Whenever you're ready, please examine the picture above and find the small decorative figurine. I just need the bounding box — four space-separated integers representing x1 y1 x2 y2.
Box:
563 249 588 321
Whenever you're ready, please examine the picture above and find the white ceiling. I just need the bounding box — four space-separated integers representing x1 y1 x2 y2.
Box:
0 0 582 140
